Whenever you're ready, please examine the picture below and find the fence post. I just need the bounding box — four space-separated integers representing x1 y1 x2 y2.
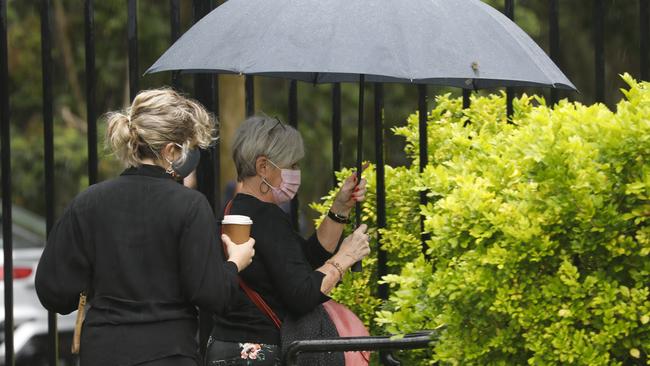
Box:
170 0 181 90
128 0 138 102
417 84 429 257
191 0 219 356
373 83 388 301
351 75 366 272
288 80 299 231
505 0 515 120
549 0 560 105
85 0 97 186
245 76 255 117
462 89 471 109
641 0 649 80
1 0 14 365
192 0 219 212
594 0 605 103
41 0 60 364
331 83 342 187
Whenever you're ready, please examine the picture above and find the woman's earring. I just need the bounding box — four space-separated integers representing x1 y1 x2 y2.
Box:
165 158 178 179
165 166 177 178
259 179 271 194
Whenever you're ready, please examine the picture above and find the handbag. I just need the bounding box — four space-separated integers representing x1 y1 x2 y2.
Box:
239 275 370 366
222 201 370 365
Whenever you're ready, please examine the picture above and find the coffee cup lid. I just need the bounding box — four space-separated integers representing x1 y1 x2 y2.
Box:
222 215 253 225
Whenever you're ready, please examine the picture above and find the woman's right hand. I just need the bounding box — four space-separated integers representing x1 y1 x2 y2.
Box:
337 224 371 266
223 234 255 272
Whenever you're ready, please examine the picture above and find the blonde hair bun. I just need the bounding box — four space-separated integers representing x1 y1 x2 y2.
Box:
105 88 217 167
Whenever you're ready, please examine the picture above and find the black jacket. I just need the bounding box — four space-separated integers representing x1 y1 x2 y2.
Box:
211 193 332 345
35 164 239 366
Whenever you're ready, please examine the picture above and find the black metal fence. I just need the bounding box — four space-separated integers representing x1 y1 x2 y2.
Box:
1 0 649 365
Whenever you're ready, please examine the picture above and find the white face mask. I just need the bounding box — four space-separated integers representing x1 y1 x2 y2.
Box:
262 159 301 204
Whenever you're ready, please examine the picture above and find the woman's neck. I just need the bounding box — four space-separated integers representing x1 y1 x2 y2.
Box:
239 177 276 204
141 157 163 167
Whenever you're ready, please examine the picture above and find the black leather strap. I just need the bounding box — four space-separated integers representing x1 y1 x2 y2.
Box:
327 210 350 224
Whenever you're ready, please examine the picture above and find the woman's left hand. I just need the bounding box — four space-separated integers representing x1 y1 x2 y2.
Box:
331 163 368 215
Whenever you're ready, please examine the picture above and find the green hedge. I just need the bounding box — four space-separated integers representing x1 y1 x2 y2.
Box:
312 74 650 365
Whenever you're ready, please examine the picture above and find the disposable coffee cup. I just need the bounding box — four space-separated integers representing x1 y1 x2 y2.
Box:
222 215 253 244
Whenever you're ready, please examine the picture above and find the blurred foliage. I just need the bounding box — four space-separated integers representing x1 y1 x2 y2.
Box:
314 75 650 364
2 0 648 222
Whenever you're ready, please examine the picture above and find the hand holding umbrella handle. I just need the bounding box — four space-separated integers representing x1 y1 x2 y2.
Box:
331 164 368 273
352 75 366 272
351 167 364 272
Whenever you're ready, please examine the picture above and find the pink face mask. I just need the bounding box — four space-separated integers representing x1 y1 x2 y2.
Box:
262 159 301 204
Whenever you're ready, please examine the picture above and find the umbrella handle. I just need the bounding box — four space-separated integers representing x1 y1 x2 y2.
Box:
351 74 365 273
350 164 362 272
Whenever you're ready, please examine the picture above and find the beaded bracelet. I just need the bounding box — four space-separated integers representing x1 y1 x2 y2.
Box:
326 260 345 280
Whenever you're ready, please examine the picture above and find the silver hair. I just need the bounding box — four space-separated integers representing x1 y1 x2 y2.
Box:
232 115 304 180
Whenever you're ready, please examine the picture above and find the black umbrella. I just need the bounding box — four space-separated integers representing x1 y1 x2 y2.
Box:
147 0 576 270
147 0 574 89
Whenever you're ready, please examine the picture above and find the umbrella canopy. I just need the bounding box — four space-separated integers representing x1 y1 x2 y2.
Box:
146 0 575 91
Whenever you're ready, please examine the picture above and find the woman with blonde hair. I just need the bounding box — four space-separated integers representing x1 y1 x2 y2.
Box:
35 88 255 366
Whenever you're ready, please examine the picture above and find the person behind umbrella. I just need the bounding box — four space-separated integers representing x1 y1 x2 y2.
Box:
35 88 255 366
206 116 371 365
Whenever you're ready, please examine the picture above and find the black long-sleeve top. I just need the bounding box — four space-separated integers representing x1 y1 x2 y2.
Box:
35 165 239 366
211 193 332 345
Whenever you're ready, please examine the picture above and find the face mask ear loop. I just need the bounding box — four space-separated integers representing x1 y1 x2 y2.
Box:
174 143 189 164
266 158 281 171
258 158 274 192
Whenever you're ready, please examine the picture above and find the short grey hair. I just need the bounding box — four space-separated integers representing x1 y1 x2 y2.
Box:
232 115 304 180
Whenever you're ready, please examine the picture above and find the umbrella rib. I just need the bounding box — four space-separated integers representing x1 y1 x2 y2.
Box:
476 2 562 87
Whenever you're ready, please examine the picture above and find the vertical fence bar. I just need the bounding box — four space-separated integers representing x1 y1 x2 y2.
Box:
170 0 181 89
351 76 365 272
549 0 560 105
331 83 342 187
417 84 428 256
594 0 605 103
462 89 471 109
41 1 59 365
192 0 218 356
128 0 138 102
193 0 218 212
373 83 388 301
505 0 515 120
641 0 649 80
1 1 14 365
245 75 255 117
288 80 299 231
85 0 97 185
462 89 471 127
41 0 54 250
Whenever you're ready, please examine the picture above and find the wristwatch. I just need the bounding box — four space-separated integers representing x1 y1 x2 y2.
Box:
327 210 350 224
